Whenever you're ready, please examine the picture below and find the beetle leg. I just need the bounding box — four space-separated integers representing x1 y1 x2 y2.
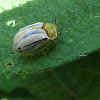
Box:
42 50 45 56
57 32 62 34
51 40 57 43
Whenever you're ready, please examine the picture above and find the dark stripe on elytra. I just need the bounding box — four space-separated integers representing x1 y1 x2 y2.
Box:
15 31 43 46
24 38 48 48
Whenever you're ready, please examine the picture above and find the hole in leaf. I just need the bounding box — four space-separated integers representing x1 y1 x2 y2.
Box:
7 62 12 66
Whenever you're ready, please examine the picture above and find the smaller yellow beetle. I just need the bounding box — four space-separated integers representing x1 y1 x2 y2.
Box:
13 22 57 55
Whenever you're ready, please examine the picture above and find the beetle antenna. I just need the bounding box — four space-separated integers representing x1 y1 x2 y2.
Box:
55 19 56 25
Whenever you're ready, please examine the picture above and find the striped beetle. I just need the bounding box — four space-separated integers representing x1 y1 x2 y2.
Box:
13 22 57 55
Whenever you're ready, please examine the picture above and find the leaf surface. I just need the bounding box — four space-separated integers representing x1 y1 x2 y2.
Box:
0 0 100 73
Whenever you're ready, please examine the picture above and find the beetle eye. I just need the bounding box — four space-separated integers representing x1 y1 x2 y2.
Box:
18 47 21 50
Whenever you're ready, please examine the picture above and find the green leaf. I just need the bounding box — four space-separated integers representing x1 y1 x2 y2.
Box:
0 0 100 74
